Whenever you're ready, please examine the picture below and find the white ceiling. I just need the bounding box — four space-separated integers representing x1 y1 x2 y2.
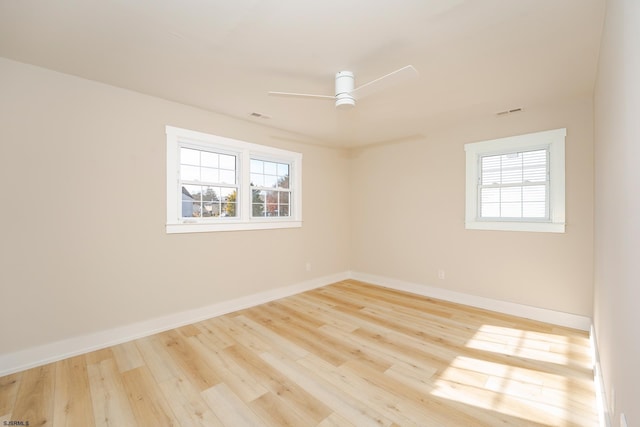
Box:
0 0 605 148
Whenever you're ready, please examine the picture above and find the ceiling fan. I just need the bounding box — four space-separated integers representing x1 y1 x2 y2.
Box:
268 65 418 109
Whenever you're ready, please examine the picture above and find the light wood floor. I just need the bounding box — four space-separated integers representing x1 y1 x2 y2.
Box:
0 280 598 426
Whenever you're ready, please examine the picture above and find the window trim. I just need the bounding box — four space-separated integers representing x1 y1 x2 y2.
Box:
464 128 566 233
166 126 302 233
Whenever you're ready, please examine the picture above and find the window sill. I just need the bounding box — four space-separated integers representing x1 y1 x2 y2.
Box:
465 221 565 233
166 220 302 234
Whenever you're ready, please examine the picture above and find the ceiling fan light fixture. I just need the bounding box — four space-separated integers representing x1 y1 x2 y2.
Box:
335 71 356 109
268 65 417 110
335 98 355 109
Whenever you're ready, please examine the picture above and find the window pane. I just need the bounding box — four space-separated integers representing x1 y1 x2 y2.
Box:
501 187 522 203
252 189 265 217
481 155 501 185
277 175 289 189
480 188 499 203
203 202 220 217
501 202 522 218
264 174 277 188
182 185 201 201
201 151 218 168
250 159 263 173
501 167 522 184
523 166 546 182
182 201 196 217
523 202 546 218
277 163 289 177
219 170 236 185
481 203 500 218
250 173 264 187
523 185 546 202
180 165 200 181
181 148 200 166
264 162 277 175
280 191 290 204
222 202 237 217
280 205 290 216
219 154 235 170
201 167 218 183
202 187 219 202
221 188 237 217
252 204 265 217
266 203 278 216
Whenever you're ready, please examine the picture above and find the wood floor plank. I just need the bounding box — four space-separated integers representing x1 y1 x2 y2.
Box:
0 372 21 418
1 280 598 426
53 355 95 427
121 366 179 426
159 329 221 391
10 363 55 426
297 354 417 426
187 334 268 403
194 318 236 349
200 383 264 427
223 344 333 424
87 358 137 427
111 341 145 373
158 376 224 427
230 314 310 359
136 335 185 384
84 347 114 365
260 351 392 427
249 391 311 427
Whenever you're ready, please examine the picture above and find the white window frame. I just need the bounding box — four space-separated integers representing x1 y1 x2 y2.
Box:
166 126 302 233
464 128 566 233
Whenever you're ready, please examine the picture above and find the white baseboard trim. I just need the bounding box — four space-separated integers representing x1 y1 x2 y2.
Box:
349 271 592 331
0 271 350 377
0 270 593 376
591 325 611 427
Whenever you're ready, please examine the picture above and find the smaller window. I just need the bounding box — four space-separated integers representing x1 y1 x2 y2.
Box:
465 128 566 233
478 148 549 220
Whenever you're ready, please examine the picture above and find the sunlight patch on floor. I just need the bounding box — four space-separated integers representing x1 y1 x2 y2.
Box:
465 324 573 366
431 355 570 425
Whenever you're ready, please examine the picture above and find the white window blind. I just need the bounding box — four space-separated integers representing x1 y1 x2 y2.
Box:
478 149 549 220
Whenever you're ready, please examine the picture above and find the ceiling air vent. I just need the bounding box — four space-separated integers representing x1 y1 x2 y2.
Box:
496 107 523 116
249 112 271 119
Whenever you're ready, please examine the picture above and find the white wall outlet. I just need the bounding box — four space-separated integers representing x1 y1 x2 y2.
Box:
620 413 628 427
305 262 312 272
438 269 445 280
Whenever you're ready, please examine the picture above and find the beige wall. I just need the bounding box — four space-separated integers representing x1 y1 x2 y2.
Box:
0 57 350 354
350 96 594 316
0 53 597 366
594 0 640 424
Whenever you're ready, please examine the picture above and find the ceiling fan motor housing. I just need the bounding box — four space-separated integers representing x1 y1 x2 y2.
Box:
335 71 355 109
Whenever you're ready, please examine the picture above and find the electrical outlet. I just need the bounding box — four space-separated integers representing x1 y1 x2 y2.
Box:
620 413 628 427
305 262 312 272
438 269 445 280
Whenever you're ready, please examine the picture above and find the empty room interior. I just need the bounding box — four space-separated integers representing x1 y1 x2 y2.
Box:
0 1 638 426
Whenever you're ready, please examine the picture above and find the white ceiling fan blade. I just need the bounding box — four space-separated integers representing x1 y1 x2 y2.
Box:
268 91 335 100
350 65 418 100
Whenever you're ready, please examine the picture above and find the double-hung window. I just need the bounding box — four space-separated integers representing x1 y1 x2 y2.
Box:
166 126 302 233
465 128 566 233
